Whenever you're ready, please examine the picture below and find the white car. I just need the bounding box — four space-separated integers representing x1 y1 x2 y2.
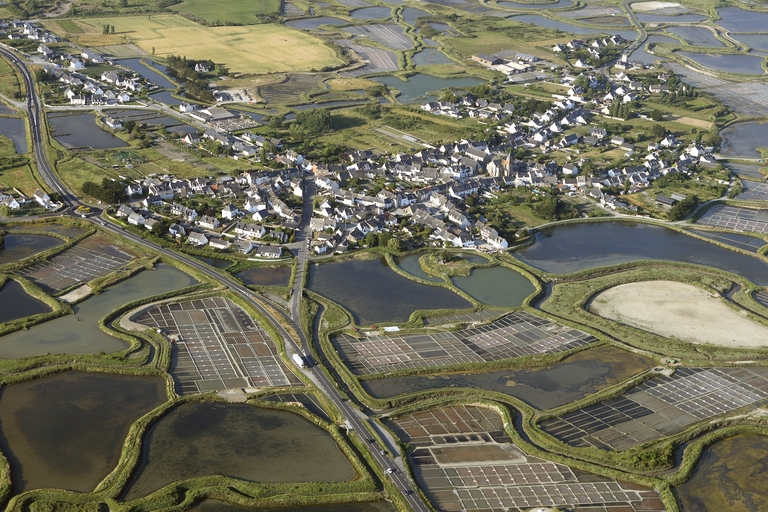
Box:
386 468 395 474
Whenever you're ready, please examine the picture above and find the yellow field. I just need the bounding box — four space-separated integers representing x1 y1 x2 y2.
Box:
44 15 343 74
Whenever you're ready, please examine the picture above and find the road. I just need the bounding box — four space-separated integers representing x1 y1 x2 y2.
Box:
0 44 429 512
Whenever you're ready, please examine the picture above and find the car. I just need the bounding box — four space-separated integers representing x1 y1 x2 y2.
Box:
386 468 394 474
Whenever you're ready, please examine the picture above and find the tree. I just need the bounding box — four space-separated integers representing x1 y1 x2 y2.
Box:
651 123 666 140
364 232 378 247
387 237 403 252
650 109 663 122
294 108 334 134
119 0 127 7
82 179 126 204
667 195 699 221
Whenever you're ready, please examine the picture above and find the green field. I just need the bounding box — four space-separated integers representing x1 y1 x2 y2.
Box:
169 0 282 24
46 15 343 74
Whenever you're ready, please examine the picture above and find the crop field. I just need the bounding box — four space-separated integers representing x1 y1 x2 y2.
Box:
333 311 598 375
542 367 768 451
258 73 324 104
388 405 665 511
47 15 342 74
169 0 282 24
135 297 301 393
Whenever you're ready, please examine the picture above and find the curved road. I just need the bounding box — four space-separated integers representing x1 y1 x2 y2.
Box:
0 45 428 512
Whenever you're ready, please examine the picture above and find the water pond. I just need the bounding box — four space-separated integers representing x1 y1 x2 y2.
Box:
0 117 28 153
5 222 87 239
118 58 175 89
0 371 166 494
350 6 392 18
629 35 678 63
0 234 63 265
716 7 768 32
452 266 535 307
720 121 768 158
678 51 765 74
456 251 489 263
0 280 50 323
731 33 768 51
123 401 355 500
510 14 638 39
396 253 443 282
403 7 428 25
190 500 394 512
413 49 453 65
514 222 768 285
309 258 472 325
372 74 484 103
192 254 233 269
668 26 724 47
676 435 768 511
636 13 708 23
364 345 654 410
689 230 765 253
48 113 129 150
237 265 292 287
499 0 574 9
0 264 196 359
286 16 347 29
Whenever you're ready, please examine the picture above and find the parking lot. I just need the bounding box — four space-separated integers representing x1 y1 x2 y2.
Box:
696 204 768 233
15 236 136 293
334 311 598 375
737 180 768 201
342 24 414 50
388 405 665 512
542 367 768 451
135 297 300 394
337 41 399 77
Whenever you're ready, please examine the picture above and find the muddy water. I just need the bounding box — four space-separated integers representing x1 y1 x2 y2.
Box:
309 258 472 325
363 346 654 409
0 264 196 359
676 435 768 511
237 265 292 286
0 280 50 323
0 234 64 265
123 401 355 500
451 266 535 307
0 371 166 494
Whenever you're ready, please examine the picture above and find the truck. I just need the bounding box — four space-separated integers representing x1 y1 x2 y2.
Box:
292 353 306 369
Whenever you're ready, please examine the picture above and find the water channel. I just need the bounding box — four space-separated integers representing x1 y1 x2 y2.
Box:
123 401 355 500
286 16 347 29
192 254 233 269
498 0 574 9
628 35 678 64
678 51 765 74
309 258 472 325
396 253 444 282
363 346 654 410
716 7 768 32
451 266 535 307
413 49 453 66
0 371 166 494
0 280 50 323
0 264 196 359
190 500 395 512
350 6 392 19
118 58 176 89
513 222 768 285
0 234 63 265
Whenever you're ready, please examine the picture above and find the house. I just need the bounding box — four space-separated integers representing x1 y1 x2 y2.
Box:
187 232 209 246
197 215 220 230
116 204 134 217
104 117 122 129
255 246 282 259
144 218 159 231
81 49 103 63
234 221 266 239
127 212 145 226
0 193 20 210
471 54 502 67
194 63 209 73
208 237 231 250
221 204 240 220
169 223 186 238
125 183 143 196
233 239 254 254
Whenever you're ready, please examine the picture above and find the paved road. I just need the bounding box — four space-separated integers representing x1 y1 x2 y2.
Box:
0 44 429 511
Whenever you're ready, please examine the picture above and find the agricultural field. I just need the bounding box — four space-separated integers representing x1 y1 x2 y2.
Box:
168 0 282 25
44 15 344 74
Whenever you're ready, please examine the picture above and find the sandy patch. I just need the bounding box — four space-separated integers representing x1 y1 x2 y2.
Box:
590 280 768 348
59 284 92 303
631 1 684 11
667 115 714 129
